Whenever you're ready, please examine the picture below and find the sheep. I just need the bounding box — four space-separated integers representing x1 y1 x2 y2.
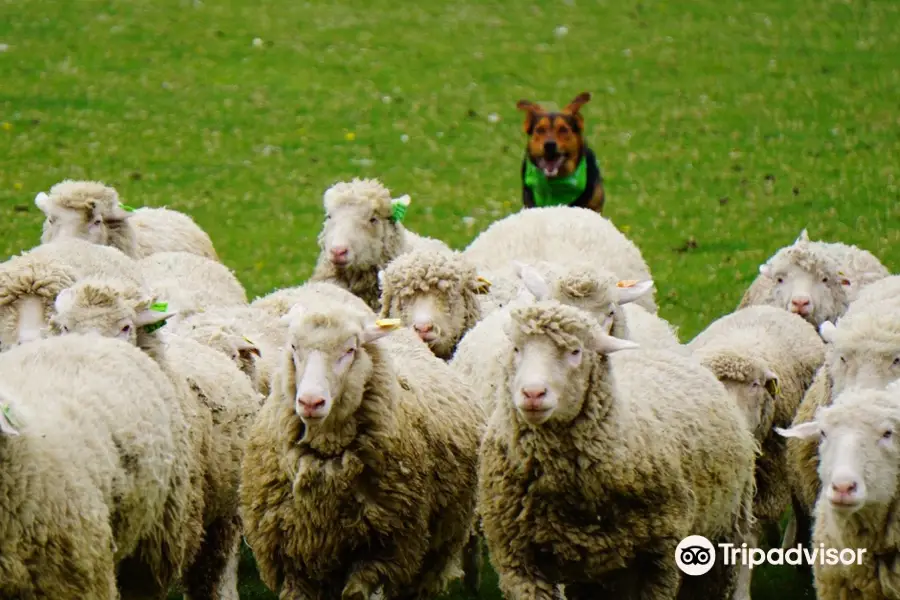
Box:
51 277 262 599
0 333 198 599
686 305 825 576
0 238 142 348
139 251 248 323
239 298 484 600
776 385 900 600
783 291 900 552
477 299 757 600
461 205 657 312
737 228 889 327
451 262 674 416
34 179 219 261
308 178 452 311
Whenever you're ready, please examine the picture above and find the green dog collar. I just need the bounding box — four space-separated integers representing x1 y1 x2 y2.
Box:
524 155 588 207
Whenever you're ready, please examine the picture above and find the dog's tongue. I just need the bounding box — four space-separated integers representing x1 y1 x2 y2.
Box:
538 157 564 177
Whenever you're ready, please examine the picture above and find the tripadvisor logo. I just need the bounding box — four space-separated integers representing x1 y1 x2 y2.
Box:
675 535 868 576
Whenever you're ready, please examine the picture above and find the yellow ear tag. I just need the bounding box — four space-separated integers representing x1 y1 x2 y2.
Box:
617 279 639 288
476 275 492 285
375 318 402 328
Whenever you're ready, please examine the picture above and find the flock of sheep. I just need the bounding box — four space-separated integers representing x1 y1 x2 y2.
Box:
0 176 897 600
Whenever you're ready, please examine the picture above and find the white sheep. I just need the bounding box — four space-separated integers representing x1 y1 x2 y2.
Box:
737 228 889 327
461 205 658 312
478 299 757 600
239 295 484 600
451 261 675 416
0 238 142 348
139 251 248 323
308 178 452 310
35 179 219 261
0 333 197 598
784 289 900 552
686 304 825 595
51 277 262 599
776 384 900 600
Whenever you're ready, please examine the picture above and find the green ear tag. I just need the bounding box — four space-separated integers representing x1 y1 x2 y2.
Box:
390 195 411 222
142 302 170 334
1 403 22 429
120 203 136 212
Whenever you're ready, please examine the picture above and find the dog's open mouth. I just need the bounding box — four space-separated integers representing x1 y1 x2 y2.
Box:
537 156 565 177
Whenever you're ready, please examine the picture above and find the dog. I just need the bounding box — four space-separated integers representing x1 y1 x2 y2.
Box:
516 91 605 213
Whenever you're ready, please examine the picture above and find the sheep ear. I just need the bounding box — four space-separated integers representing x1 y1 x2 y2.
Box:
759 264 773 278
34 191 52 214
794 228 810 244
237 336 261 358
360 318 402 344
513 261 551 301
591 330 640 354
837 271 851 287
53 288 76 315
134 302 177 328
774 421 821 440
615 280 654 305
819 321 837 343
283 303 307 325
764 370 781 397
473 275 492 294
0 403 21 436
377 270 385 289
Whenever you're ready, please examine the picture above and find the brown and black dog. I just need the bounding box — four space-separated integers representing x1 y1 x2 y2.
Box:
516 92 605 213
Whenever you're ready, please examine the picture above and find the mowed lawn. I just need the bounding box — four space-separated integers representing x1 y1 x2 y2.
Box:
2 0 899 598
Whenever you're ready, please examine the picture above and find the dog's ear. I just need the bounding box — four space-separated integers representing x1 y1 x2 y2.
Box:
563 92 591 131
516 99 544 134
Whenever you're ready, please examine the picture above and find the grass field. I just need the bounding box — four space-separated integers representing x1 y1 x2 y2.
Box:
2 0 899 597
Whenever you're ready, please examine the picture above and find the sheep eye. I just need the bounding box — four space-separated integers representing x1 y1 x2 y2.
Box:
291 344 297 352
893 357 900 367
750 381 760 388
120 324 131 334
822 277 829 283
776 277 784 284
840 356 847 364
570 348 581 357
324 214 331 221
883 430 893 440
345 347 356 357
92 219 102 226
513 347 520 354
369 217 378 225
48 217 56 225
61 325 69 333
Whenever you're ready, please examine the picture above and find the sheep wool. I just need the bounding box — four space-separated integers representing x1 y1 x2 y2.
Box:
461 205 657 313
0 334 192 599
308 178 451 311
240 300 483 600
478 300 757 600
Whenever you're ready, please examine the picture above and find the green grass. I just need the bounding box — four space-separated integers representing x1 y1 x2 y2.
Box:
2 0 898 597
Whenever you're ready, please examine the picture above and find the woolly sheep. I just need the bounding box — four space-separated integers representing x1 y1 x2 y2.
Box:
239 299 483 600
777 385 900 600
0 238 142 348
686 305 824 585
0 333 195 598
308 178 452 310
478 299 757 600
51 277 262 599
451 262 673 416
139 251 248 323
784 291 900 545
35 179 219 261
737 228 889 327
461 205 658 312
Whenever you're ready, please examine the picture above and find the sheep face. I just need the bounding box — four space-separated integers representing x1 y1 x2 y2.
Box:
176 321 261 380
318 194 400 270
39 203 109 246
35 184 130 248
505 301 639 426
719 366 779 441
821 315 900 394
50 280 175 345
777 389 900 514
758 250 851 326
283 305 400 426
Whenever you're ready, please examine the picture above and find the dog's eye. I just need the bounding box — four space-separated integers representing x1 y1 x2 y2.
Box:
557 125 570 135
535 126 547 135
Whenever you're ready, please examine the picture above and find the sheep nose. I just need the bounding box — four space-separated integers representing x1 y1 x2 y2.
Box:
791 297 811 313
413 322 433 334
521 386 548 408
297 395 326 416
330 246 349 262
832 480 858 495
543 141 558 156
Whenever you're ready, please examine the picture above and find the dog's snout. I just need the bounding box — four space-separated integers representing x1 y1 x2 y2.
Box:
543 140 558 156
